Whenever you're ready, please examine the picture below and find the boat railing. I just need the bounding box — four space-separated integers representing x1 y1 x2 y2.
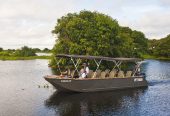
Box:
54 54 143 79
48 69 143 79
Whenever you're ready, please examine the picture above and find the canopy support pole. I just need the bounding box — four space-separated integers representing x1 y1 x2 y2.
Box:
112 61 122 71
71 58 81 76
132 62 141 76
94 59 102 73
56 58 62 75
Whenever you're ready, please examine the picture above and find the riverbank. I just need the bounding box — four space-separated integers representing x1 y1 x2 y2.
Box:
142 54 170 60
1 54 169 61
0 56 51 60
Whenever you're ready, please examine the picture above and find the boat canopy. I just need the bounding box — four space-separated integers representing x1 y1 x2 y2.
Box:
55 54 142 77
56 54 142 62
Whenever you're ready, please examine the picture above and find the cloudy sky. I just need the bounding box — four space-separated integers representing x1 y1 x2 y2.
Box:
0 0 170 49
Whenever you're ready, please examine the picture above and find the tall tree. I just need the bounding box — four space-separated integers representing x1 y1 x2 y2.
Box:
52 10 121 56
50 10 148 66
149 35 170 57
14 46 36 57
0 47 3 52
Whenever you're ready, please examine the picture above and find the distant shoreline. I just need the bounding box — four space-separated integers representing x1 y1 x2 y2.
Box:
142 55 170 61
0 55 169 61
0 56 51 60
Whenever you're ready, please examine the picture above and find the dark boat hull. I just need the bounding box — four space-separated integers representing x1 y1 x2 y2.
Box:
44 76 148 93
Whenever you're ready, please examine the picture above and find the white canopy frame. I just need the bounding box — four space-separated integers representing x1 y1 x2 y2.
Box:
56 57 81 77
56 58 62 74
112 61 122 71
55 55 143 78
132 62 142 76
93 59 102 72
70 57 81 76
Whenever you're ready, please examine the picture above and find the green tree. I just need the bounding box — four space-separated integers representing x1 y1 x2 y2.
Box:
50 10 148 66
0 51 10 56
14 46 36 57
131 30 148 53
149 35 170 57
52 11 120 56
131 30 148 57
119 27 148 57
43 48 50 53
119 27 135 57
0 47 3 52
33 48 41 52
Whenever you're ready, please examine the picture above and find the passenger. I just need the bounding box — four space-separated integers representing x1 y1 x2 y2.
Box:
79 65 86 79
85 63 90 75
61 68 71 78
79 63 90 79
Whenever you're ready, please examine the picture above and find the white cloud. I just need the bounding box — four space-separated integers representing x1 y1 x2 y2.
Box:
0 0 76 49
111 0 170 39
138 12 170 38
119 10 170 39
0 0 170 49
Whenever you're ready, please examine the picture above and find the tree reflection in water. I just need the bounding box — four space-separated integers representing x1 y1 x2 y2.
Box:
45 88 147 116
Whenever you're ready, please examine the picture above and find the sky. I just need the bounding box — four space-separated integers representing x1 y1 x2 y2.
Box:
0 0 170 49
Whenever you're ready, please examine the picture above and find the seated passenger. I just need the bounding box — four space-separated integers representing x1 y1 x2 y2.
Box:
79 63 90 79
85 63 90 75
87 70 93 78
79 66 86 79
61 68 71 78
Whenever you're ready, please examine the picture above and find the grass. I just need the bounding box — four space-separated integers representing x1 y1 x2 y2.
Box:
0 56 51 60
142 54 170 60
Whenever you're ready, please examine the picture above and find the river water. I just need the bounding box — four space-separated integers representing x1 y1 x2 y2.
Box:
0 59 170 116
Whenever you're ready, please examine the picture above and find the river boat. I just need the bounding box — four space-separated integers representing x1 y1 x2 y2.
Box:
44 54 148 92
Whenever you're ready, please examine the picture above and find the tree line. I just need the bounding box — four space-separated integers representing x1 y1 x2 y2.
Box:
0 46 51 57
148 35 170 57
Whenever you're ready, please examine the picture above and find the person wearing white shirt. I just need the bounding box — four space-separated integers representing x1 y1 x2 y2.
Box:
85 66 89 75
79 63 89 78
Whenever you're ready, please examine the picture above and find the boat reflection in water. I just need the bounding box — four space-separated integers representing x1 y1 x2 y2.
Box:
45 88 147 116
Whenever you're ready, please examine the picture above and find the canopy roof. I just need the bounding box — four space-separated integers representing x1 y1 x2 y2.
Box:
56 54 142 62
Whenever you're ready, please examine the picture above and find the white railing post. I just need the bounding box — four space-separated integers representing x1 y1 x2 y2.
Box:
132 62 141 76
112 61 122 71
71 58 81 77
56 58 62 74
92 59 102 78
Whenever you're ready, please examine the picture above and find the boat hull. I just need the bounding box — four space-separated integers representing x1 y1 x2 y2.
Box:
44 76 148 93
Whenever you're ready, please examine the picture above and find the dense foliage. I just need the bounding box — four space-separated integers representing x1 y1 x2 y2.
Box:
50 10 148 66
43 48 51 53
149 35 170 57
0 47 3 52
0 46 51 57
14 46 36 57
119 27 148 57
0 46 36 57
